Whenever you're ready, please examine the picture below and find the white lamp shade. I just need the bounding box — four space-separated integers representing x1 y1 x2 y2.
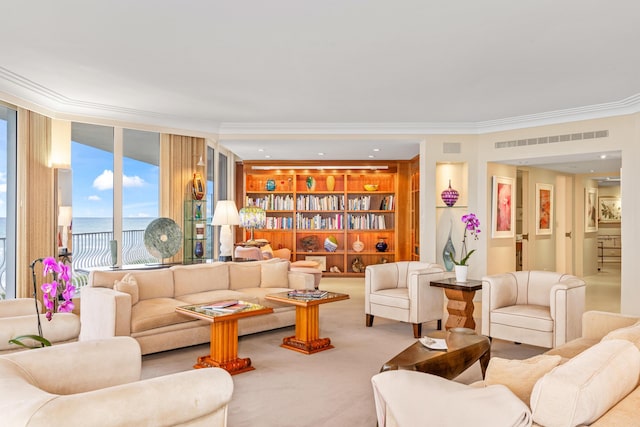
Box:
211 200 241 226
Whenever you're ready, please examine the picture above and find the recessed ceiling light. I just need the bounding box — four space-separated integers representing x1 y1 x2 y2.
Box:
600 154 607 159
265 155 271 158
373 148 380 152
589 169 595 173
258 148 264 152
368 155 375 158
318 152 325 156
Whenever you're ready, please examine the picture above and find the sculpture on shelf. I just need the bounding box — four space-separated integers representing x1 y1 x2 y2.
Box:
324 236 338 252
352 257 365 273
441 180 459 207
442 220 456 272
352 235 364 252
306 176 316 191
301 235 320 252
192 172 205 200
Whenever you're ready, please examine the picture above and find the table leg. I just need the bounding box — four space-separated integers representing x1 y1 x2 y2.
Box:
281 305 333 354
194 318 254 375
443 289 477 330
479 345 491 379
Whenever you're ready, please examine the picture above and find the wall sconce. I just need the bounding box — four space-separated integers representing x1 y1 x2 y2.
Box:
239 206 266 243
211 200 241 261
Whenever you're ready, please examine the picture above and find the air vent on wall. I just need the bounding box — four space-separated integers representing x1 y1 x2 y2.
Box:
443 142 461 153
495 130 609 149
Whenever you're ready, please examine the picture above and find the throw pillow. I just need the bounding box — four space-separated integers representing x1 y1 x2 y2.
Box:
531 339 640 427
602 320 640 350
291 260 320 268
113 273 139 305
261 244 274 259
484 354 562 405
261 261 290 288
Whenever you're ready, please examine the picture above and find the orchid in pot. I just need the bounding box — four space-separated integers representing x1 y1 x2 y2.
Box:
9 257 76 348
449 213 481 282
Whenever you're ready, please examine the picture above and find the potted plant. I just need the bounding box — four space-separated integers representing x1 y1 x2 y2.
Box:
449 213 481 282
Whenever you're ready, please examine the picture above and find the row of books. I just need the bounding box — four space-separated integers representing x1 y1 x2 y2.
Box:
347 213 389 230
296 195 345 211
245 195 295 211
264 217 294 229
296 213 345 230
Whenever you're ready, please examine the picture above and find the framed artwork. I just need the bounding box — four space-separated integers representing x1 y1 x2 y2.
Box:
598 196 621 223
535 183 553 235
585 188 598 232
305 255 327 271
491 176 515 238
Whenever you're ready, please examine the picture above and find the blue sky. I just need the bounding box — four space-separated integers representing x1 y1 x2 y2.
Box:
72 141 158 218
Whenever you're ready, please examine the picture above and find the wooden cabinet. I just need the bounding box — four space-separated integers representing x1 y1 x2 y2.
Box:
240 163 405 276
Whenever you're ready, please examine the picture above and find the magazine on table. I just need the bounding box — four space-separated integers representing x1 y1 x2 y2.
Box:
200 300 249 313
287 289 328 298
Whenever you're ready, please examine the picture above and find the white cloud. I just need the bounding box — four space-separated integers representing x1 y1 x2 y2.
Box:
123 174 145 188
132 212 151 217
93 170 114 190
0 172 6 182
0 184 6 193
88 195 101 201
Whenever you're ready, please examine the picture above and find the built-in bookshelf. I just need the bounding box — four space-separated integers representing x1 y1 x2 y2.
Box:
240 163 404 276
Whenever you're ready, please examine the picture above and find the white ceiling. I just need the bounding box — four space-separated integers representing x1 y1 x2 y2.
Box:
1 1 638 169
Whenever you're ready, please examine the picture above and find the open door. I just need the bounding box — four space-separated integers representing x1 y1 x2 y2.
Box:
516 170 530 270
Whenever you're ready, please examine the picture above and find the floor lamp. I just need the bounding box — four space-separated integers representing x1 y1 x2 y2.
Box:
212 200 240 261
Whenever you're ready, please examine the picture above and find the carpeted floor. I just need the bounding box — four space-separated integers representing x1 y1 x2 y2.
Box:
141 277 548 427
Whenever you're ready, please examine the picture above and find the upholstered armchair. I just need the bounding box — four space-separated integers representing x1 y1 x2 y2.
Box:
0 336 234 426
482 271 586 348
0 298 80 354
365 261 445 338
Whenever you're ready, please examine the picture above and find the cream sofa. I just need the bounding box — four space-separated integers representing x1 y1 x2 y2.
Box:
0 336 233 426
0 298 80 354
371 311 640 427
80 259 315 355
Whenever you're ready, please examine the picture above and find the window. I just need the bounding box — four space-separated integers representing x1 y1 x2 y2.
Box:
207 146 216 258
0 105 16 299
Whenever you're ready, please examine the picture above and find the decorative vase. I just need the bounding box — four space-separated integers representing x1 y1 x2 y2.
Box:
375 238 388 252
352 235 364 252
306 176 316 191
265 179 276 191
194 241 204 258
192 172 205 200
442 224 456 272
441 180 459 207
194 202 202 220
454 265 468 283
326 175 336 191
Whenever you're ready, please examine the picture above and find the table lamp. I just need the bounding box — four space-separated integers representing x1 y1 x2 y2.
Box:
211 200 241 261
239 206 266 243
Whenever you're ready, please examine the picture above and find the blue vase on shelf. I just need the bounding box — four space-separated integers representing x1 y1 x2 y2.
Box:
194 241 204 258
443 225 456 272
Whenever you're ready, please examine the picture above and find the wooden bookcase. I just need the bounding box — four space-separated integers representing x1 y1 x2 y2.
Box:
239 161 408 276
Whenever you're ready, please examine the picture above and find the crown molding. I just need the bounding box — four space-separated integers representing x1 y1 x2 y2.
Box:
1 66 639 137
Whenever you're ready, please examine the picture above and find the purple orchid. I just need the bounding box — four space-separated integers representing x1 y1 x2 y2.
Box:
39 256 76 321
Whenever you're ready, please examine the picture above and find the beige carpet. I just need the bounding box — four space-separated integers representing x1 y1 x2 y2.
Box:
141 278 548 426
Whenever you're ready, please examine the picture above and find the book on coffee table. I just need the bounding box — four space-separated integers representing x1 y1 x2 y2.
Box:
287 289 328 299
200 300 250 313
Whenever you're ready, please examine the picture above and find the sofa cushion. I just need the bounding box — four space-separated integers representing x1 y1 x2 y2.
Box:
240 287 292 308
484 354 562 405
260 244 274 259
129 269 175 300
172 263 229 297
490 304 553 332
131 298 194 333
261 261 289 288
602 320 640 350
114 273 139 305
531 339 640 427
229 263 262 290
544 337 599 360
370 288 410 309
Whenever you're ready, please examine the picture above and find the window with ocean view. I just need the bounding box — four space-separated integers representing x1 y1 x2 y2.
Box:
207 146 215 258
0 105 16 299
71 124 160 282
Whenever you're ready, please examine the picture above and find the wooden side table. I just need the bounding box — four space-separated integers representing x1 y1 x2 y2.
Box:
430 278 482 330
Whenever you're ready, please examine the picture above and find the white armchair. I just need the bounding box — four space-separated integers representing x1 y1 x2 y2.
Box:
0 336 234 426
0 298 80 354
482 271 586 348
365 261 445 338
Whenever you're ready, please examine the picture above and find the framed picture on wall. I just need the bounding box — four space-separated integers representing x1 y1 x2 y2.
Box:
585 188 598 232
491 176 515 238
535 183 553 235
598 196 621 223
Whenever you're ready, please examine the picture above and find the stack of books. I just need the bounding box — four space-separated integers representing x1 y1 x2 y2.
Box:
200 300 249 313
287 289 328 299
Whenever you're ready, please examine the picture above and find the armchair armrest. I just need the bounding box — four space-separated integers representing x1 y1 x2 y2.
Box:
287 271 315 290
407 268 445 323
3 337 141 394
582 310 640 340
549 278 586 346
79 287 132 341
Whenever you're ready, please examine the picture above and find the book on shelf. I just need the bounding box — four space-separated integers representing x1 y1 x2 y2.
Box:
287 289 328 298
200 300 249 313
